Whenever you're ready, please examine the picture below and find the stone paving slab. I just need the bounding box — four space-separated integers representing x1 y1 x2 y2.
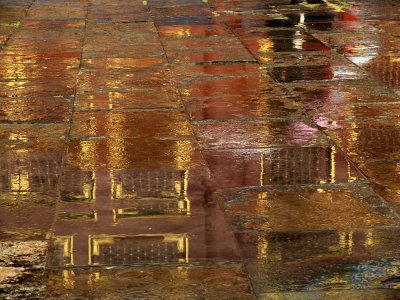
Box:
1 0 400 298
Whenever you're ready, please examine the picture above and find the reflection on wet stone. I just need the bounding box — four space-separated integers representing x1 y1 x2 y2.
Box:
205 146 364 189
237 227 400 294
219 186 398 232
3 0 400 297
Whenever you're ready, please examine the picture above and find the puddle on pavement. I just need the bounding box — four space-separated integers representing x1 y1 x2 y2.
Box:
44 265 253 299
237 227 400 293
2 0 400 298
195 119 329 149
219 186 398 232
270 64 364 82
271 65 335 82
204 146 364 189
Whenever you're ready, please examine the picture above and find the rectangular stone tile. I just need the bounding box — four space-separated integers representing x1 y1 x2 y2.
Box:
283 79 399 106
305 21 378 33
174 62 262 79
11 27 85 40
26 6 88 20
21 19 86 29
88 6 150 22
0 49 82 61
82 46 165 59
257 51 342 67
76 68 173 91
44 265 254 299
358 159 400 214
195 120 329 149
0 98 71 123
216 10 293 29
237 31 330 59
75 89 181 111
181 74 278 100
6 38 82 51
154 16 215 26
157 24 231 38
349 52 400 89
208 0 272 12
204 146 365 189
80 57 166 70
218 186 398 232
152 5 213 19
311 103 400 130
66 138 200 170
187 95 300 121
70 111 192 139
237 227 400 294
0 81 75 99
329 128 400 163
162 36 255 63
0 123 68 153
0 61 80 80
268 63 365 82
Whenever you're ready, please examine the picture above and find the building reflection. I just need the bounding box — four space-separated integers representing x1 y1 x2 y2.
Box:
205 145 360 189
48 109 239 290
238 228 400 291
50 138 194 267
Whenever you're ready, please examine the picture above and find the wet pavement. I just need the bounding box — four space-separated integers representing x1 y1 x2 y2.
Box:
1 0 400 299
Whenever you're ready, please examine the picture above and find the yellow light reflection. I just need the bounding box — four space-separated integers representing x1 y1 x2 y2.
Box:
258 38 273 52
174 140 193 170
365 229 374 247
330 146 336 184
62 270 75 289
339 231 353 256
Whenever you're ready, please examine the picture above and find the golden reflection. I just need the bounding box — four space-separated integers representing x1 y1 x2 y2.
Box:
80 140 96 169
9 132 28 142
163 27 192 37
324 0 346 12
174 140 194 170
260 153 264 186
181 89 191 96
88 234 189 265
338 231 353 256
11 169 30 194
3 55 28 79
365 229 374 247
257 234 268 264
258 38 273 53
330 146 336 184
88 271 101 287
389 52 400 63
106 114 128 166
54 236 74 266
111 169 190 222
62 270 75 289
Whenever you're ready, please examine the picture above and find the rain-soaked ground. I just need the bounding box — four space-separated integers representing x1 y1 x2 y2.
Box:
1 0 400 299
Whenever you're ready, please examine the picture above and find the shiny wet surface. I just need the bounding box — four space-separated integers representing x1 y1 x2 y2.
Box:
1 0 400 299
